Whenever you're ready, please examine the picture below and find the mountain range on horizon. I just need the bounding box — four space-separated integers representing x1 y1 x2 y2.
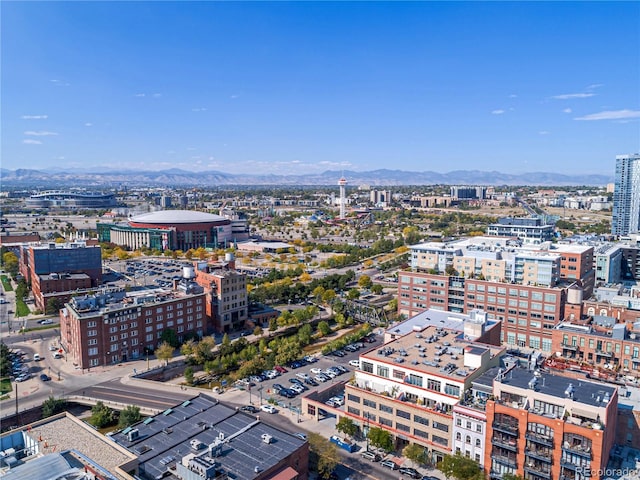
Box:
0 167 614 188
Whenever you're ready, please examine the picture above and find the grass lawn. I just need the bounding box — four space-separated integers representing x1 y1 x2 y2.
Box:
15 298 31 317
0 378 12 395
0 275 13 292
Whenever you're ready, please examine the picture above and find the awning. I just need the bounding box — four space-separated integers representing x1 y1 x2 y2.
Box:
570 407 599 420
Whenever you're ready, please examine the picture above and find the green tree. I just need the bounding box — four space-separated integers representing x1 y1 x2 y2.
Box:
184 366 194 385
118 405 141 429
155 341 175 366
253 326 263 337
438 453 482 480
371 284 383 295
45 297 65 315
347 288 360 300
89 401 116 428
160 328 179 348
367 427 393 452
308 432 339 479
317 321 331 337
42 396 67 418
1 252 19 277
403 443 428 467
335 416 358 439
358 275 372 289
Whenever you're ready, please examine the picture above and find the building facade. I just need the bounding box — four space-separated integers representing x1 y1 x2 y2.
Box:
97 210 234 252
19 241 103 311
484 370 617 480
612 153 640 236
192 256 249 333
343 316 504 465
60 283 206 368
487 217 555 244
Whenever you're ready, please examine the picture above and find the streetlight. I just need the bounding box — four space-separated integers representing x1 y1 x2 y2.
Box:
364 412 370 452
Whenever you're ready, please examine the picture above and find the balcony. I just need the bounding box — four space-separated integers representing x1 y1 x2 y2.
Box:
491 437 517 452
561 342 579 351
524 465 552 479
562 444 592 459
491 453 517 468
595 350 612 358
526 449 552 463
492 422 518 436
526 432 554 448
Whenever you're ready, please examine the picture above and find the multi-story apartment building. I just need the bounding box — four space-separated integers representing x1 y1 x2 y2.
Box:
485 369 617 480
60 281 206 369
193 255 249 333
594 244 624 284
398 270 567 353
487 217 555 244
344 310 504 465
551 319 640 383
612 153 640 236
401 238 597 353
18 241 103 311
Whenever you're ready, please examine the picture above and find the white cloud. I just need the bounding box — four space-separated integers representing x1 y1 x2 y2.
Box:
491 109 505 115
586 83 603 90
135 93 146 97
509 94 518 98
538 131 550 135
85 123 93 127
191 107 207 112
21 114 48 119
563 108 572 114
552 93 595 100
574 109 640 121
50 79 70 86
24 130 58 136
152 93 162 98
230 94 240 99
23 139 42 144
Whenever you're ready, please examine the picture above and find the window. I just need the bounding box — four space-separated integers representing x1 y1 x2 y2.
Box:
414 415 429 426
427 379 441 392
397 409 410 419
433 421 449 432
348 394 360 403
396 422 410 432
363 399 377 408
88 347 98 356
379 404 393 414
377 365 389 378
475 438 481 447
445 384 460 397
408 374 423 386
379 417 392 427
413 429 429 439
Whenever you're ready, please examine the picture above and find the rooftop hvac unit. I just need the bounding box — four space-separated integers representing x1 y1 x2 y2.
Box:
261 434 273 444
127 429 139 441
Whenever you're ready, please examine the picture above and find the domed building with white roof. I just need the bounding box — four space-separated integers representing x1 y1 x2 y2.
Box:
97 210 234 251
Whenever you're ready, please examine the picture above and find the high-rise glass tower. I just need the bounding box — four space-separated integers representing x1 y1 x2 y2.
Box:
612 153 640 236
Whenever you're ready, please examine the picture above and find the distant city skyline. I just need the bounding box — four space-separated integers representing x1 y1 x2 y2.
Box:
3 1 639 176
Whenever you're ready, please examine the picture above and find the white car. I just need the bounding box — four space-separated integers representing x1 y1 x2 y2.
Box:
310 367 323 374
349 359 360 367
296 372 310 380
290 384 305 394
260 404 278 414
323 369 337 378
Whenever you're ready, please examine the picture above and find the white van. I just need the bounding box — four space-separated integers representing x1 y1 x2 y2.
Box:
53 352 63 359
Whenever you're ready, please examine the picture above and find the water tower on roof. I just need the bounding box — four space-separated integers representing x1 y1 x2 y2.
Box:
338 177 347 220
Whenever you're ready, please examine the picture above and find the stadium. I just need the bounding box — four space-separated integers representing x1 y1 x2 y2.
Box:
97 210 234 251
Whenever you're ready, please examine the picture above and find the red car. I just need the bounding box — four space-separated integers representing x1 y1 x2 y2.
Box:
274 365 288 374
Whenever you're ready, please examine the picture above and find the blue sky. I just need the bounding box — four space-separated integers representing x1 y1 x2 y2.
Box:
3 1 639 176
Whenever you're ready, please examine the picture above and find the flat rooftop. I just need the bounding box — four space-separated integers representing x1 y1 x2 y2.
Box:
363 324 503 381
386 308 498 338
496 368 617 408
111 395 305 480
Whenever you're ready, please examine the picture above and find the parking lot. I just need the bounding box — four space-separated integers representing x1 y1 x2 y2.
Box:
105 258 192 288
221 333 383 414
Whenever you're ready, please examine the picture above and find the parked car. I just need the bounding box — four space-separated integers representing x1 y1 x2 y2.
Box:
361 450 381 462
293 432 307 440
349 359 360 367
33 354 41 361
399 467 421 478
260 404 277 414
274 365 288 374
39 374 51 382
381 460 399 470
38 319 54 325
15 373 31 382
240 405 258 413
304 377 319 386
310 367 323 374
